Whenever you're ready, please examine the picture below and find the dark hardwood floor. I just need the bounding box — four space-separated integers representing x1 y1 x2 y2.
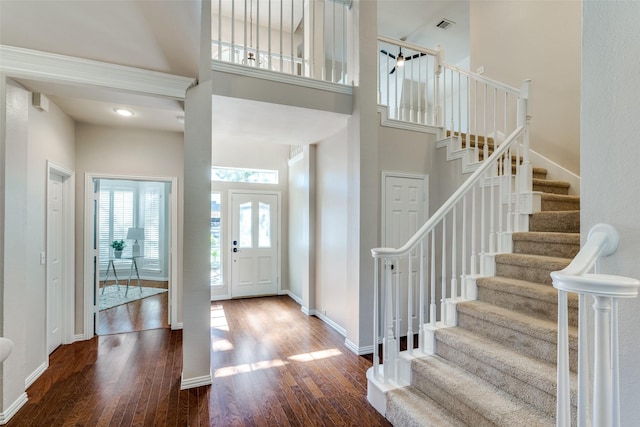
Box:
98 280 169 335
8 296 390 426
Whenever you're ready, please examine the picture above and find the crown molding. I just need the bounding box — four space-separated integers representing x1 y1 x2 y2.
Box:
0 45 196 100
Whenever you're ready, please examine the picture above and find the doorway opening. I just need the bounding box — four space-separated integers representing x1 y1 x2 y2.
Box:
85 175 178 336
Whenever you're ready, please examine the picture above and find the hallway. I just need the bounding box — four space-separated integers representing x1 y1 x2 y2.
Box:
7 296 389 426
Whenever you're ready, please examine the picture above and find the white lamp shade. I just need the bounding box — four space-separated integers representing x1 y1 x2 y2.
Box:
126 227 145 241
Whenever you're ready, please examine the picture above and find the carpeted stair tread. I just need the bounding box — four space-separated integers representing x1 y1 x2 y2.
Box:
457 300 576 343
386 386 465 427
495 253 571 285
529 211 580 233
541 193 580 211
434 327 577 417
512 231 580 258
411 356 554 426
455 301 578 368
475 276 578 325
532 167 548 179
533 178 571 195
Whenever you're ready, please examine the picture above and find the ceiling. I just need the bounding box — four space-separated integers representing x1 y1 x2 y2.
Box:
0 0 469 143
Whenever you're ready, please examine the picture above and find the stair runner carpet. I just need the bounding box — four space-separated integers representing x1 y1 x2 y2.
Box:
385 165 580 426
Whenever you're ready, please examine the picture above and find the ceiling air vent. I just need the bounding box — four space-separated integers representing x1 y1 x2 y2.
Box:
436 19 455 30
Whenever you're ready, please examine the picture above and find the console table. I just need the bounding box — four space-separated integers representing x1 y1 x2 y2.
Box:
102 256 142 297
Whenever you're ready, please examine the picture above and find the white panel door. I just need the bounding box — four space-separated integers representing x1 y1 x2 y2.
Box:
231 193 279 297
47 172 64 354
383 174 427 336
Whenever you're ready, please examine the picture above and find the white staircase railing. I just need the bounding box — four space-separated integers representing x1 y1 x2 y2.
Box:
552 224 640 427
369 69 532 390
378 36 524 152
212 0 351 84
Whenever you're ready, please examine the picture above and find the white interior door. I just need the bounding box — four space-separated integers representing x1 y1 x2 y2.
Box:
47 172 64 354
383 173 427 335
231 192 279 297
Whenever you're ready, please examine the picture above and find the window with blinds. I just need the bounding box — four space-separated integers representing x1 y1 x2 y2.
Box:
98 180 166 274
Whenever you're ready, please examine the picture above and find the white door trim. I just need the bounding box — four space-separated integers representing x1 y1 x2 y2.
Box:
83 173 180 339
228 189 282 297
381 171 429 247
46 161 75 346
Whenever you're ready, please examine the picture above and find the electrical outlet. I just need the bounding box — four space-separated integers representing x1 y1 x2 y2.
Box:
477 65 485 75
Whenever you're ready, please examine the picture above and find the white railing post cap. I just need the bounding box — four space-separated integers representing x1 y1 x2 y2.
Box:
588 223 619 257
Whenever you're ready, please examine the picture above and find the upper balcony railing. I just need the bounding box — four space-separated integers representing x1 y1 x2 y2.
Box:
212 0 351 85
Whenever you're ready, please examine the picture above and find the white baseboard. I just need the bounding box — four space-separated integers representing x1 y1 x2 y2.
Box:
314 311 346 337
24 361 48 389
282 290 303 306
0 392 28 425
72 333 85 342
345 338 374 356
180 372 212 390
171 322 183 330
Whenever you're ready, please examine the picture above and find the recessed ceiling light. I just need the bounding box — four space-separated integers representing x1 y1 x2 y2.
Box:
113 107 134 117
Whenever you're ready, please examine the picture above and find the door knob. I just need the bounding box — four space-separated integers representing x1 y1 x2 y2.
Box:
233 248 238 253
233 240 238 246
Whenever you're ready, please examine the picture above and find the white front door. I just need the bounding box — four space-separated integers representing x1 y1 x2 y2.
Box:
47 172 65 354
383 173 427 335
230 192 279 298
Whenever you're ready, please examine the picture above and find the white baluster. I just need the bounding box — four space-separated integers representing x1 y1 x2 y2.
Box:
373 257 380 380
217 0 222 60
451 206 458 302
290 0 294 74
243 0 247 63
231 0 235 63
480 176 486 276
268 0 272 70
441 217 447 324
592 296 613 427
394 257 401 382
407 253 414 355
430 232 436 325
419 240 425 352
384 258 393 384
557 289 571 427
461 195 468 299
470 186 477 276
577 293 591 427
611 298 620 427
331 0 335 82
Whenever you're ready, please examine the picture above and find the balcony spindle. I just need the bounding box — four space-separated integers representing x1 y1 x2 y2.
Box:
231 0 235 63
280 0 284 72
290 0 294 74
217 0 222 60
244 0 248 63
268 0 272 70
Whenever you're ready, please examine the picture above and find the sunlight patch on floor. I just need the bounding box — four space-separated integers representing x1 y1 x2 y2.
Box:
212 337 234 352
214 358 287 378
288 348 342 362
211 304 229 330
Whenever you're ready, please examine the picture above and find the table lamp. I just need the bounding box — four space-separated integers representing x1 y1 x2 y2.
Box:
126 227 145 257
